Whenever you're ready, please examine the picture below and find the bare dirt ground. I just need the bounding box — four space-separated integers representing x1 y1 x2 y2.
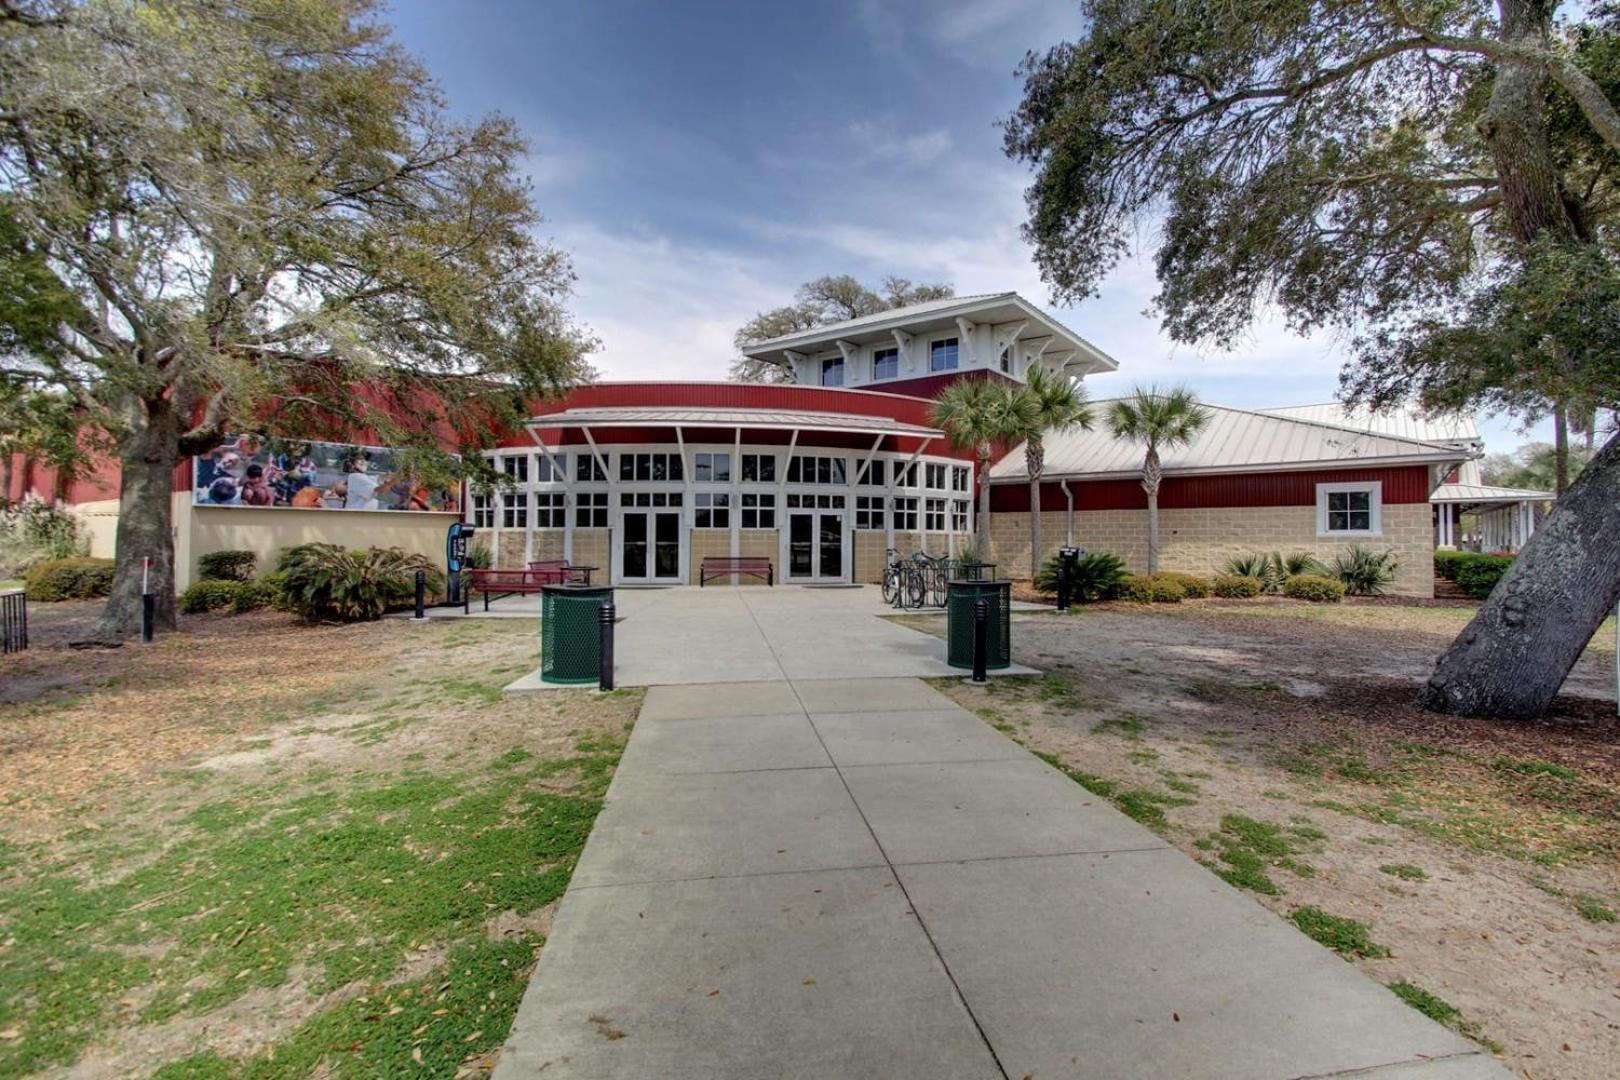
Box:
0 605 639 1077
907 597 1619 1080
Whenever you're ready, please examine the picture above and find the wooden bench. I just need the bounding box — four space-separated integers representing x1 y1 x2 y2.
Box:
699 555 773 587
470 568 549 610
527 559 594 585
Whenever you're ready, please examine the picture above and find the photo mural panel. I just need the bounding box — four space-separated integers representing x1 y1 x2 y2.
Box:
193 435 459 512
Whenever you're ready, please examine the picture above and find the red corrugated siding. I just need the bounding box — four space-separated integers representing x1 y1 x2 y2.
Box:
992 466 1433 512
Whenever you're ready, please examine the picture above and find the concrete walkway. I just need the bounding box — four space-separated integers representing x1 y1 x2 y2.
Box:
495 676 1506 1079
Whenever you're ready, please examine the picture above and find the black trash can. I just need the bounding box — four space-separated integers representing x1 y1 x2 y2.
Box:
946 579 1012 671
541 584 615 685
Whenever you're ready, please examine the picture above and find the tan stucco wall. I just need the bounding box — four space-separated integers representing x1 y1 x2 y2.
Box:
571 529 610 577
187 506 458 590
735 529 777 584
987 503 1434 597
68 498 122 560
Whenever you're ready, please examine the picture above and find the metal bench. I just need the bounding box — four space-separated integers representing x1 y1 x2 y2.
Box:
699 555 773 587
470 568 549 610
527 559 595 585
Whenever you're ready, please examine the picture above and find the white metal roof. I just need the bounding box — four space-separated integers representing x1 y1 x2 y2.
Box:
991 401 1467 482
1431 482 1555 505
1259 403 1480 446
526 407 943 439
740 292 1119 375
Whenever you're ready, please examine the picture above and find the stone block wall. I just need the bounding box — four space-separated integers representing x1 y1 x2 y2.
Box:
987 503 1434 596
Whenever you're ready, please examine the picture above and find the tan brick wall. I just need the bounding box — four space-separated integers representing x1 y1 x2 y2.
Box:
571 529 610 578
988 502 1433 597
531 530 566 563
687 529 732 582
728 529 778 585
853 529 889 583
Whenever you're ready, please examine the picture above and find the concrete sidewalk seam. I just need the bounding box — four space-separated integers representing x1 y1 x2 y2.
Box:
566 860 893 891
1288 1050 1492 1079
890 845 1173 868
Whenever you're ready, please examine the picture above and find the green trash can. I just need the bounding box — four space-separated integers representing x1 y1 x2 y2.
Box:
946 579 1012 671
541 584 614 685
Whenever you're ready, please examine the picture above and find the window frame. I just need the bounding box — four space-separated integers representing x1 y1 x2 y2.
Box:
893 496 919 531
821 356 845 387
929 336 959 372
534 491 566 528
854 495 885 531
740 453 776 483
1315 481 1382 537
694 492 731 529
575 491 608 528
575 454 606 483
694 451 732 484
740 492 776 529
872 346 899 381
502 490 529 529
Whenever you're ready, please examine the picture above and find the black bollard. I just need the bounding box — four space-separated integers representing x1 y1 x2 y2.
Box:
142 593 155 644
971 597 989 684
414 569 426 619
599 602 616 691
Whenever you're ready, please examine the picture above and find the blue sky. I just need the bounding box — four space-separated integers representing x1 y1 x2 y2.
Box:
387 0 1546 454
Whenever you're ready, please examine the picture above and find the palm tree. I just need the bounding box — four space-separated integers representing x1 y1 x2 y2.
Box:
932 378 1016 555
1005 366 1092 577
1106 385 1211 574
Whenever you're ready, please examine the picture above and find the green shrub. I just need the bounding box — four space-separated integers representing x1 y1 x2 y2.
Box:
1212 574 1263 598
1152 571 1209 599
1114 574 1186 603
1456 555 1513 599
1433 549 1471 580
1281 574 1346 603
1331 544 1399 595
180 577 281 614
1034 551 1129 602
197 549 257 582
22 556 116 601
278 544 443 622
463 542 494 570
179 579 241 613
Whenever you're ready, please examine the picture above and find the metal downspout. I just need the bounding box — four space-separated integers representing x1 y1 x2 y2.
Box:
1061 480 1074 546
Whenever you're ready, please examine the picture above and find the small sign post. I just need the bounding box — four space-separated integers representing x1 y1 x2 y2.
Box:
141 557 154 644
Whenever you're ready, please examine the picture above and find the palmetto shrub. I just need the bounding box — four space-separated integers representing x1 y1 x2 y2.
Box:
278 544 443 622
1226 551 1328 594
1281 574 1346 603
1033 551 1129 602
1331 544 1400 596
1212 574 1263 598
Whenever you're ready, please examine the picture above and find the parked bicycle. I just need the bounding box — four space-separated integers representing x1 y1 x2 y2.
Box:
883 548 927 609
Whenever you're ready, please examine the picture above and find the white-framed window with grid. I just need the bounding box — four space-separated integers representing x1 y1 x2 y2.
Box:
925 498 946 531
787 455 846 485
855 495 885 531
619 453 683 482
893 496 919 531
501 453 529 483
534 492 566 527
951 465 970 492
575 491 608 528
1316 481 1382 536
694 452 731 483
741 453 776 483
471 492 495 528
872 346 899 381
694 493 731 529
741 493 775 529
534 453 567 482
925 463 947 490
952 500 970 532
502 491 528 528
575 454 606 482
855 458 886 487
893 461 919 488
929 336 959 371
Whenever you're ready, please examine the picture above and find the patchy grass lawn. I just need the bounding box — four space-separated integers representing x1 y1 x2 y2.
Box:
907 598 1619 1079
0 610 638 1078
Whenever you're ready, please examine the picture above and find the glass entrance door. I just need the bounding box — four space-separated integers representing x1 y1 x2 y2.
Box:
621 509 683 582
786 510 846 582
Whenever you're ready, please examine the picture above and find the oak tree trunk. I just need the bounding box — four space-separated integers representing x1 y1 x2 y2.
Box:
95 398 181 639
1418 0 1620 717
1419 430 1620 718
